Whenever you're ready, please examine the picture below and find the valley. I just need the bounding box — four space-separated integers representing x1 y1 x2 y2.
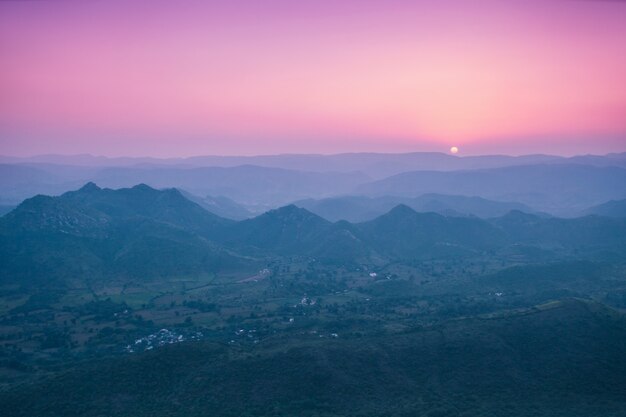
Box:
1 181 625 416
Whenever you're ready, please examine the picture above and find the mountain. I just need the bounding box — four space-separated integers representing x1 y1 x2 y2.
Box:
410 193 535 217
2 299 625 417
491 210 626 251
0 164 371 207
0 164 53 186
3 182 231 237
0 184 252 288
0 164 80 204
293 195 394 223
222 205 332 255
5 151 626 178
89 165 372 207
294 194 534 222
221 204 517 262
3 153 626 211
357 164 626 215
5 183 625 279
3 183 626 291
184 152 563 178
0 204 15 217
357 204 507 259
221 206 379 264
565 152 626 168
307 220 380 265
179 191 254 220
582 199 626 218
3 183 626 417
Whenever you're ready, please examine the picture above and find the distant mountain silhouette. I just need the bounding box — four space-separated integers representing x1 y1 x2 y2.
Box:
179 190 253 220
357 164 626 215
2 154 625 217
4 151 625 177
294 194 535 222
0 164 370 207
582 199 626 218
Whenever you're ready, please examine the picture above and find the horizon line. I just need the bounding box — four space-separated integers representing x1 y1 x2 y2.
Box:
2 150 625 161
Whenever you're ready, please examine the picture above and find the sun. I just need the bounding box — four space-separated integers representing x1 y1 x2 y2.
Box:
450 146 459 154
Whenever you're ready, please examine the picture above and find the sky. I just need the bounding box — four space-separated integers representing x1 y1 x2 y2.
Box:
0 0 625 157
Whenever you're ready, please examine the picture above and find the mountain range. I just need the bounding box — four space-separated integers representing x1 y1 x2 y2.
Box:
2 181 626 416
2 183 625 290
1 152 625 218
294 194 536 222
3 151 626 177
357 164 626 215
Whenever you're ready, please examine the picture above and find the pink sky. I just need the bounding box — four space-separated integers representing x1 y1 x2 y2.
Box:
1 0 625 157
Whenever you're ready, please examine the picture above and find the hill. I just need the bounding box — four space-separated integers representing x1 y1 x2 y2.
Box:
2 185 626 416
491 210 626 252
0 205 15 217
4 184 626 281
294 194 534 222
357 205 507 259
582 199 626 218
222 205 332 255
180 191 254 220
0 164 371 207
0 184 253 288
5 151 626 177
357 164 626 215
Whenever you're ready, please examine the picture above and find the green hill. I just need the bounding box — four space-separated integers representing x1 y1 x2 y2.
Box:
0 184 252 288
222 205 331 254
358 204 507 259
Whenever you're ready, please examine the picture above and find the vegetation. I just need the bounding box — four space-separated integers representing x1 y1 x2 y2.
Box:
1 184 626 416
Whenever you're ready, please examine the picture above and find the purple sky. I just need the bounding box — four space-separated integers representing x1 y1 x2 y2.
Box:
1 0 625 157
